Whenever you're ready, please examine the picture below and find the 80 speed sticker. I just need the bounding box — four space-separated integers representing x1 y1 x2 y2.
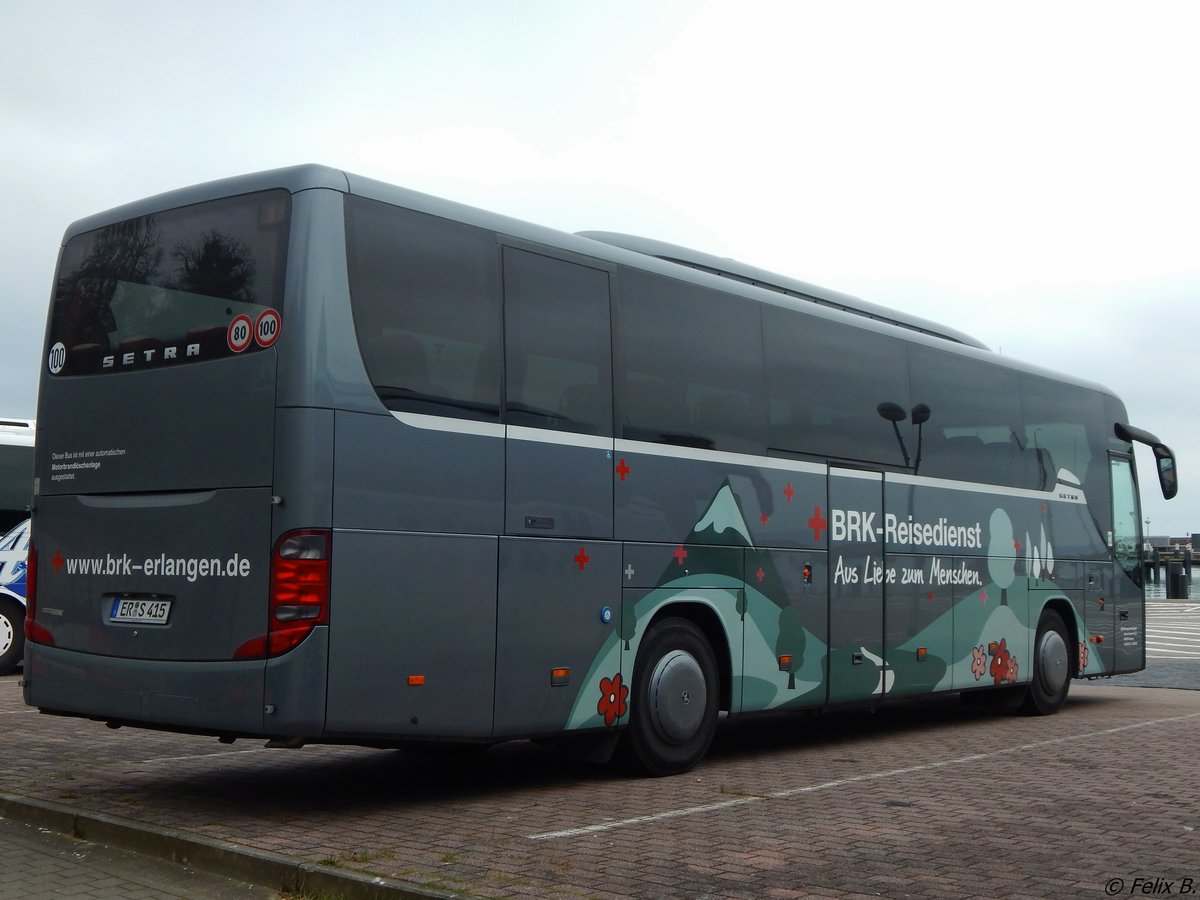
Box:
227 315 253 352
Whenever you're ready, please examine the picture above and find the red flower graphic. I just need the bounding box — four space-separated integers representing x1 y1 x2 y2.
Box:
988 639 1013 686
1005 656 1019 684
1078 642 1089 671
597 673 629 726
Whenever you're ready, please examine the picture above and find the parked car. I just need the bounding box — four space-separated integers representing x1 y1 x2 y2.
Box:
0 518 30 674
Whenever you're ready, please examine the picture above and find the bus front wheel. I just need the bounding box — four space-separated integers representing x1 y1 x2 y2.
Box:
1022 609 1071 715
621 617 719 776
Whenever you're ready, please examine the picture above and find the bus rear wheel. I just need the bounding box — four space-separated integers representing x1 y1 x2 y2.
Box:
1022 609 1071 715
621 617 719 776
0 598 25 675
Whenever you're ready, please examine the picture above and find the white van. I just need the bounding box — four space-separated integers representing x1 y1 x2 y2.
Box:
0 518 30 674
0 419 33 674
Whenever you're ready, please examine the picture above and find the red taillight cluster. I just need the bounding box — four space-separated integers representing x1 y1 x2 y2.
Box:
24 539 54 646
234 529 330 660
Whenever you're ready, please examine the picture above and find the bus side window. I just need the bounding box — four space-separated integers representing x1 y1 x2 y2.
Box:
764 306 910 467
558 384 606 436
365 332 432 399
346 195 501 422
502 247 612 437
909 346 1023 486
617 271 764 454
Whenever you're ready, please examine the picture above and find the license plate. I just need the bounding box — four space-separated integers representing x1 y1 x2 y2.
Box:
110 597 172 625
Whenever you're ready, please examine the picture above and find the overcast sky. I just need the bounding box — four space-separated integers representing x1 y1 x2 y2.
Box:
2 1 1196 535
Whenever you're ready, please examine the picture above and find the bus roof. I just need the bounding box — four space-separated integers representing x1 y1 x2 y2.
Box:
575 232 989 350
59 164 1116 401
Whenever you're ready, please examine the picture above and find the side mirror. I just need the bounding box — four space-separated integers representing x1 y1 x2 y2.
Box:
911 403 931 426
1115 423 1179 500
1154 444 1178 500
876 402 906 423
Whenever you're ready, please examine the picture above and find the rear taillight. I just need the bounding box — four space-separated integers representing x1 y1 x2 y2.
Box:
24 539 54 646
234 529 330 660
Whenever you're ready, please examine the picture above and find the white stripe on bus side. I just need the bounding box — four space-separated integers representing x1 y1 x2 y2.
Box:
390 410 1085 503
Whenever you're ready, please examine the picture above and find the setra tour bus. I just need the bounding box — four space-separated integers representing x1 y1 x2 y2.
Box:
24 165 1178 775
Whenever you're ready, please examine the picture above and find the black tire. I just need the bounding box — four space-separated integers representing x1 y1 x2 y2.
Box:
1022 609 1071 715
621 617 719 776
0 598 25 676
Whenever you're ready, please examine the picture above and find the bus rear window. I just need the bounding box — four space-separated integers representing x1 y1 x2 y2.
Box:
47 190 290 376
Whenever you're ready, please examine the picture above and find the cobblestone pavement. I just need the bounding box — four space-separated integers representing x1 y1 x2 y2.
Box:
0 814 278 900
3 667 1199 899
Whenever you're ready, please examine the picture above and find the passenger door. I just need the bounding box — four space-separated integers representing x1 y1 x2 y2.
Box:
501 246 614 540
495 247 617 735
827 468 887 704
1109 455 1144 673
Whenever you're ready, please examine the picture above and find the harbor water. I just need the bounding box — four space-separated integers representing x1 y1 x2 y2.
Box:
1145 565 1198 600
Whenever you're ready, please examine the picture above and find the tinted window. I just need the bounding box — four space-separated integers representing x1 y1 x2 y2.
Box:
764 306 912 466
47 190 290 377
909 346 1047 488
346 196 501 422
503 248 612 436
1021 372 1113 503
617 271 764 453
1110 456 1140 578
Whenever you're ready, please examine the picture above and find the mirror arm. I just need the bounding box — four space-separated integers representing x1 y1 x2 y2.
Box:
1115 422 1178 501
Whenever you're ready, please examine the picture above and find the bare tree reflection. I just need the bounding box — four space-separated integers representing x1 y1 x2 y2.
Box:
53 218 163 351
173 231 257 303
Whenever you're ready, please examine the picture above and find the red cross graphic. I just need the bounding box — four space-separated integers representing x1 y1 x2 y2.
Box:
573 547 590 571
807 506 828 541
1013 538 1023 552
783 482 795 502
673 544 688 566
615 458 630 481
51 550 64 574
756 567 765 582
760 513 769 526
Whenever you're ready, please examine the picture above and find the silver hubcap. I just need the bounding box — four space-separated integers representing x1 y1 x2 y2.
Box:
1036 628 1069 695
0 613 13 656
647 649 706 744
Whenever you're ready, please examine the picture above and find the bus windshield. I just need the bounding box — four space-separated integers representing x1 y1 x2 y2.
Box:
47 190 290 377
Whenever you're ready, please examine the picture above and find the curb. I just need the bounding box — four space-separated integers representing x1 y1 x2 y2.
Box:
0 793 457 900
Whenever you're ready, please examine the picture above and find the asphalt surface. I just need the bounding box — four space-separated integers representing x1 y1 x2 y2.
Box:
1090 658 1200 689
2 611 1198 899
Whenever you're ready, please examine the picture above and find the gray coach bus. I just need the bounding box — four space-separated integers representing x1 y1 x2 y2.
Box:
24 166 1177 775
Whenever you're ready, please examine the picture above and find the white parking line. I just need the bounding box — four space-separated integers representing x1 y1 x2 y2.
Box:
527 712 1200 840
141 748 273 763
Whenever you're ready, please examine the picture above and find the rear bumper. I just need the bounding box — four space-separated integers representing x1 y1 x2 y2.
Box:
22 630 328 738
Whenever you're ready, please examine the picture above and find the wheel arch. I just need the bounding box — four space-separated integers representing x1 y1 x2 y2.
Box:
1038 596 1079 676
642 600 733 712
